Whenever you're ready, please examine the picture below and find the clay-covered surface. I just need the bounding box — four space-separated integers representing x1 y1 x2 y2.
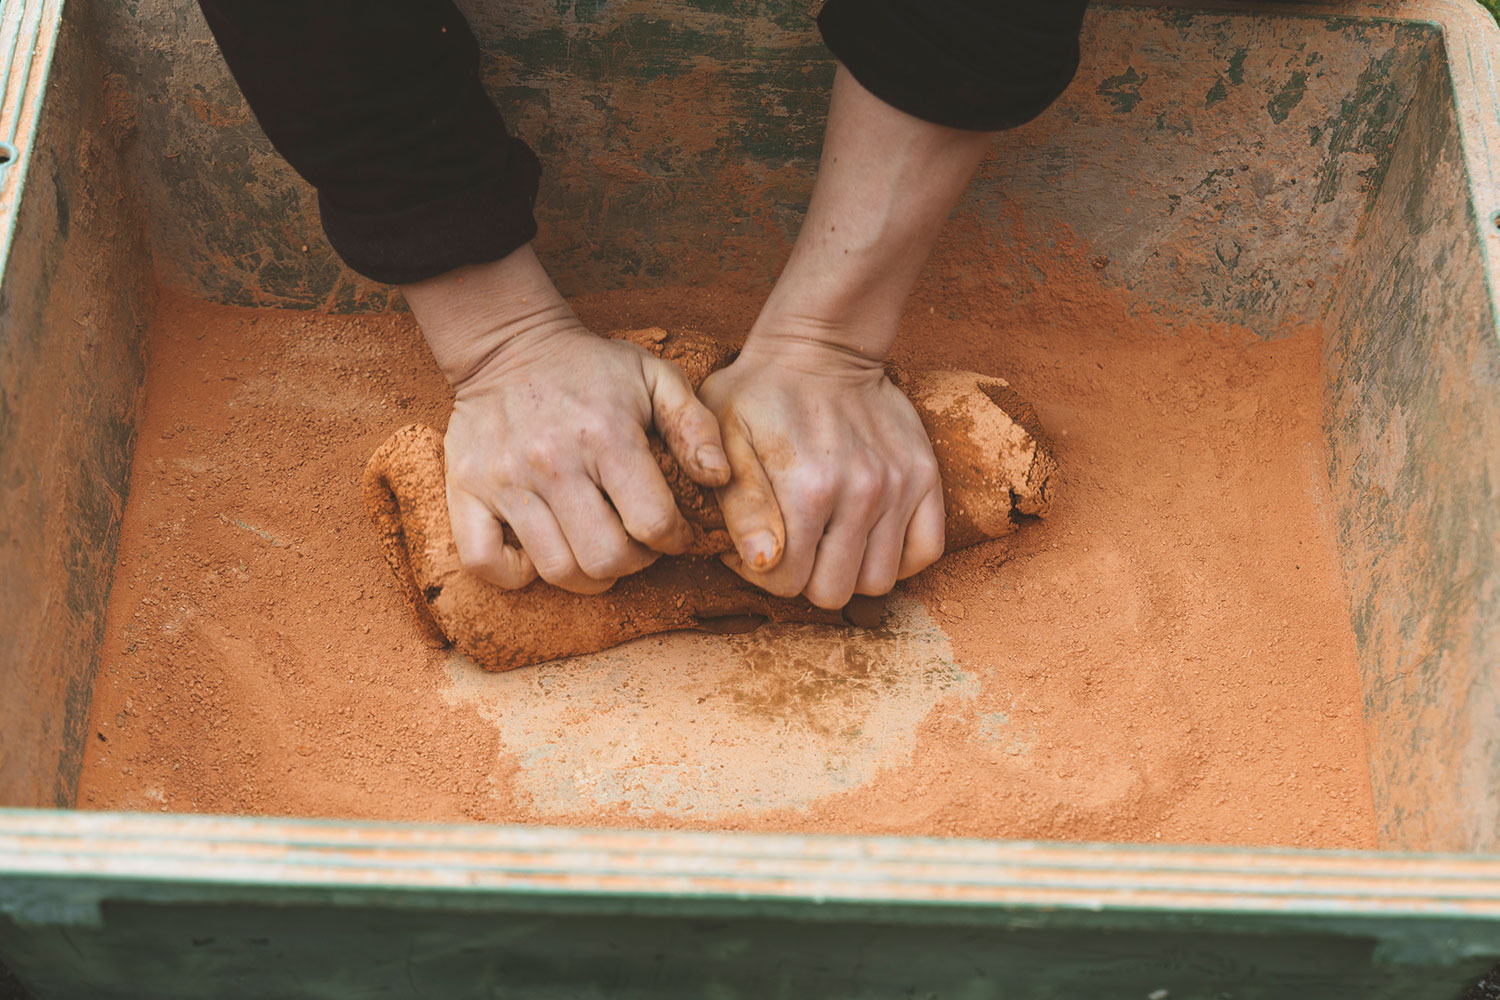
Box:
1323 45 1500 854
77 233 1376 848
363 331 1054 671
90 1 1433 337
0 2 151 808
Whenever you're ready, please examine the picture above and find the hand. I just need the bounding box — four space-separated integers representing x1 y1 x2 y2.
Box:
697 335 944 609
402 246 729 594
694 64 991 608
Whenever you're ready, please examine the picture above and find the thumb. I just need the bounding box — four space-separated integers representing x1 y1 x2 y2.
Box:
715 418 786 573
646 360 731 488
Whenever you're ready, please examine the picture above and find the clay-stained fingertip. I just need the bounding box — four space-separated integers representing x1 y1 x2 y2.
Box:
690 443 731 488
738 529 781 571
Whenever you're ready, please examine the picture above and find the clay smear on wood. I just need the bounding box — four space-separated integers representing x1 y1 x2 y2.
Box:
363 327 1056 671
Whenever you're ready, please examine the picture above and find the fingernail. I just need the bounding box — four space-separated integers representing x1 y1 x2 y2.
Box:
740 531 777 570
694 443 729 476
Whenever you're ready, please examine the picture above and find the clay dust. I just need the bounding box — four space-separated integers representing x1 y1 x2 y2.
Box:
77 224 1377 849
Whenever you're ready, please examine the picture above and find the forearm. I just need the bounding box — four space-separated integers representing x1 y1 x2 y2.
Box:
748 65 993 363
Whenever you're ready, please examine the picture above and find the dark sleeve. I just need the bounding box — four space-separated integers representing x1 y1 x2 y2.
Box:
816 0 1089 132
197 0 540 285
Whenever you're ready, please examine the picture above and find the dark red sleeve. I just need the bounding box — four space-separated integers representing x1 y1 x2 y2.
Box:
197 0 540 285
817 0 1089 131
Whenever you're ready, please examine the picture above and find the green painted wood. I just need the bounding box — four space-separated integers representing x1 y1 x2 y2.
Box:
1 898 1493 999
7 1 1500 997
2 812 1499 999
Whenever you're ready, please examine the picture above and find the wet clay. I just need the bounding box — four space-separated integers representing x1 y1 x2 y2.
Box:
76 224 1378 848
366 327 1056 671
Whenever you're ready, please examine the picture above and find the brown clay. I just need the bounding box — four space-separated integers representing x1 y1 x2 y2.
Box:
364 327 1057 671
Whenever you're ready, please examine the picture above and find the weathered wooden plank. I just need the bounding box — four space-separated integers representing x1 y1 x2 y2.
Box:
1 811 1498 999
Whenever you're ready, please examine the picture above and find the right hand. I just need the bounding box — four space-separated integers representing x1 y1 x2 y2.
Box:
697 333 945 611
402 247 730 594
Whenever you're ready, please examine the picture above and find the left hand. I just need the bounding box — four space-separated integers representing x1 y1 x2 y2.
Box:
696 333 944 610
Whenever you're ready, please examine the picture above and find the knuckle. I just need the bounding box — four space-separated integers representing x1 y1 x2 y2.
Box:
914 452 941 486
907 537 944 572
459 550 521 590
568 575 617 595
578 540 632 578
745 567 802 599
531 553 578 585
574 413 617 450
679 407 717 442
847 463 884 506
521 438 566 476
631 508 682 546
553 574 614 595
858 556 901 596
452 523 496 563
766 578 804 599
489 570 529 591
796 472 839 510
446 455 482 487
455 543 490 575
804 580 853 611
487 457 525 490
918 519 947 555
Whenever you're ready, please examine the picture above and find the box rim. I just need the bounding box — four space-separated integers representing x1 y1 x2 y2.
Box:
6 0 1500 951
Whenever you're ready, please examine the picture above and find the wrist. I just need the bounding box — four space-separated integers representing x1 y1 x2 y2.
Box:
400 243 578 387
743 284 900 368
737 320 891 380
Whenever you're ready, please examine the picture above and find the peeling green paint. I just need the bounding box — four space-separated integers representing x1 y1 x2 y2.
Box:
1267 70 1309 123
1311 30 1432 208
1096 66 1147 113
1227 47 1247 85
1322 40 1500 855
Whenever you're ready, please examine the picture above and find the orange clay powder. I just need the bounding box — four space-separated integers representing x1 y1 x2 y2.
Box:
77 224 1376 849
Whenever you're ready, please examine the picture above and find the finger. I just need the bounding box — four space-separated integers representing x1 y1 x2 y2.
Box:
647 359 731 488
713 420 786 573
722 461 835 599
447 488 537 589
597 433 694 555
544 477 660 581
897 484 946 580
803 495 883 610
853 504 911 597
499 492 616 595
